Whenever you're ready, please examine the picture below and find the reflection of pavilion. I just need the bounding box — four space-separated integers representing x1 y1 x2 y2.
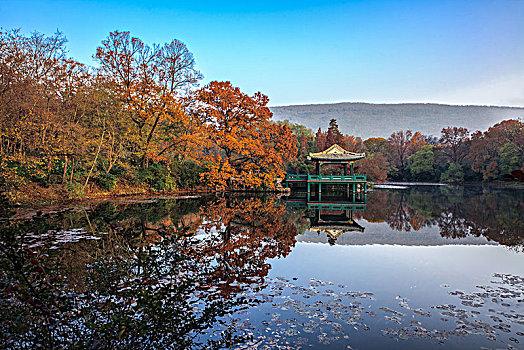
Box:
310 206 365 245
286 198 366 245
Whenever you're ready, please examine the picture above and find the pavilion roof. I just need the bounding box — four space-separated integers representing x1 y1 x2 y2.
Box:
308 144 366 161
309 224 365 240
310 223 365 232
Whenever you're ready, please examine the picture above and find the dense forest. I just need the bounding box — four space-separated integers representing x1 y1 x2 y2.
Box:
0 29 523 206
285 118 524 183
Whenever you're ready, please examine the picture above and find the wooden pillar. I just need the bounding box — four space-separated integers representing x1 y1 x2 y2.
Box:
343 163 347 176
307 182 311 201
350 162 354 176
316 161 320 175
352 183 356 202
319 183 322 201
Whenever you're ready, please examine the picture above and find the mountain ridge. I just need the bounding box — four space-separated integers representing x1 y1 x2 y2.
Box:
270 102 524 139
271 101 524 108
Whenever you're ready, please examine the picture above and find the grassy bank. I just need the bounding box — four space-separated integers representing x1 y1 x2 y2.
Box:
2 182 209 209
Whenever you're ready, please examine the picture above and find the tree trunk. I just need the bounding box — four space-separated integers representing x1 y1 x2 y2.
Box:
70 159 75 183
84 131 105 190
141 114 161 167
62 156 68 183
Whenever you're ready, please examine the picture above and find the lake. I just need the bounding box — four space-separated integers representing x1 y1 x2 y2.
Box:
0 185 523 349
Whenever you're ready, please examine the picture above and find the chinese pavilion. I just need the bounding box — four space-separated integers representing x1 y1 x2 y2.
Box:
285 144 367 202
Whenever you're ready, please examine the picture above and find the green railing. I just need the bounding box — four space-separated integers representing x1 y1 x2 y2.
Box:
307 202 367 211
285 174 367 182
284 199 367 211
307 174 367 182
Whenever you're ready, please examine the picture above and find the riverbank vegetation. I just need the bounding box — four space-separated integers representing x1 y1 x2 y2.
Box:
1 29 522 206
0 30 296 205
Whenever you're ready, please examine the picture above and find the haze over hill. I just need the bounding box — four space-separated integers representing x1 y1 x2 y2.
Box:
270 103 524 139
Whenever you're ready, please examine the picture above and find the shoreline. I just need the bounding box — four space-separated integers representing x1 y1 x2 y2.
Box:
3 180 522 221
2 187 291 221
2 190 206 221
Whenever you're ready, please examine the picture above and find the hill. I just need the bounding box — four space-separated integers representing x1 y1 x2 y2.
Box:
270 102 524 139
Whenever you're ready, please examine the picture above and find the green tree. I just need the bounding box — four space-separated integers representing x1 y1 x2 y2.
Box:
498 142 522 175
408 145 435 180
440 162 464 184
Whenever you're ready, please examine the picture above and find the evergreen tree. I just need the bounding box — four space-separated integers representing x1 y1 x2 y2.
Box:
326 119 343 148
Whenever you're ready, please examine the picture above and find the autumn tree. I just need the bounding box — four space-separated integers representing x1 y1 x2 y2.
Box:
0 30 95 191
468 120 524 179
359 153 389 182
325 119 343 148
358 137 389 181
387 130 426 178
278 121 315 173
95 31 202 165
189 81 296 190
340 134 363 153
315 127 327 151
439 127 470 164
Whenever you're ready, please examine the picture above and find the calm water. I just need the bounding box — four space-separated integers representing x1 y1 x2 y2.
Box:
0 186 523 349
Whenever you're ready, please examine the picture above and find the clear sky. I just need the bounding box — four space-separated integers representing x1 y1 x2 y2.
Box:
1 0 523 106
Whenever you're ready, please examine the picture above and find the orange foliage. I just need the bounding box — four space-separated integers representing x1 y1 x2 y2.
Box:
358 153 389 182
190 81 297 190
95 31 202 163
195 197 298 294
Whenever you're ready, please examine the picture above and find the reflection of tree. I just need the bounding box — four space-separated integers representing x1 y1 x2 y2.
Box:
359 187 523 248
191 196 298 295
387 192 414 232
361 191 433 232
358 190 388 223
437 212 470 239
460 190 524 247
0 195 298 348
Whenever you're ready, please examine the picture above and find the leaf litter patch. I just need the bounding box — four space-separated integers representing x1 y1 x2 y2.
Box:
220 273 524 349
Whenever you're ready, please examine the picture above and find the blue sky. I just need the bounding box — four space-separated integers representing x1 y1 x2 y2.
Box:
1 0 523 106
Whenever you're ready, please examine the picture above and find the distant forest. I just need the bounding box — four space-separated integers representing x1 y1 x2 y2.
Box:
283 118 524 184
271 102 524 139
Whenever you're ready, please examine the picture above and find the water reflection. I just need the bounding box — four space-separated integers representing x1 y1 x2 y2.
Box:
0 196 300 348
0 186 523 348
287 198 366 245
287 186 523 248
